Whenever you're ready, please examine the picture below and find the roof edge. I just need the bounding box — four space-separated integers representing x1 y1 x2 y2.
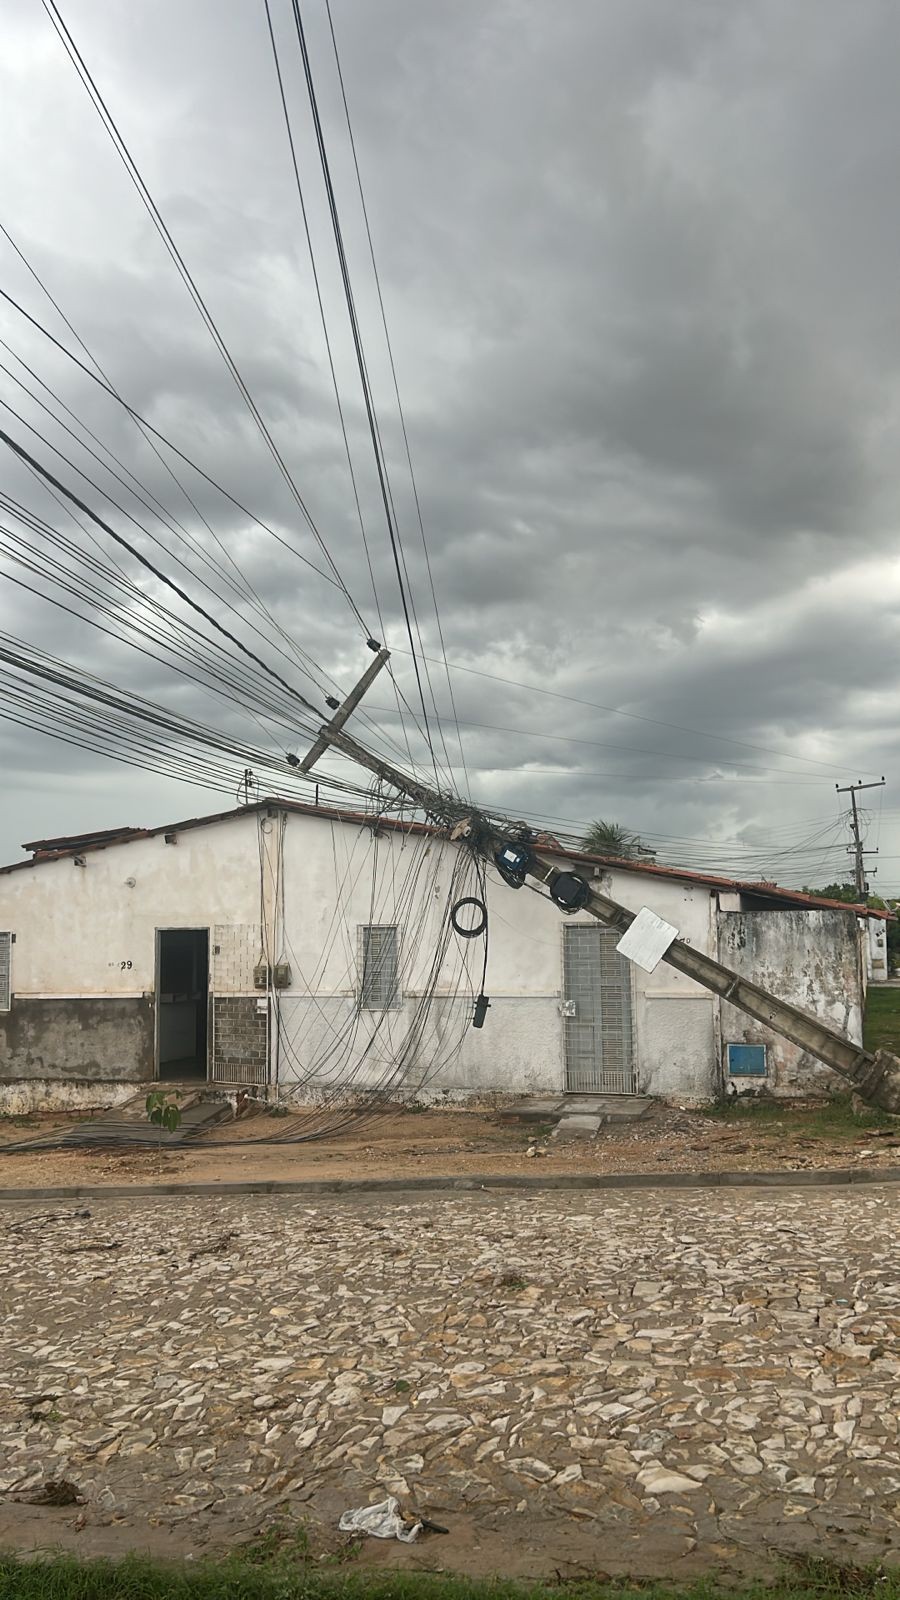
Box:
0 796 891 919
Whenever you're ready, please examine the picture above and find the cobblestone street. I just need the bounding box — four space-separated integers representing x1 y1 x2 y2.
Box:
0 1187 898 1580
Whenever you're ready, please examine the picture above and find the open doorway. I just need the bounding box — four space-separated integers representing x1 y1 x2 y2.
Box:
156 928 209 1081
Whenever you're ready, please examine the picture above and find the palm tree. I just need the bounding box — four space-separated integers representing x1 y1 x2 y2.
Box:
581 819 654 860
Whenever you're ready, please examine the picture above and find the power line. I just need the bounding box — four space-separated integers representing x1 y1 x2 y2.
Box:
0 288 339 589
0 281 440 778
389 648 869 777
0 335 335 687
0 424 323 720
259 0 433 776
0 501 434 780
0 632 379 808
323 0 469 796
40 0 370 637
0 220 336 699
363 702 842 778
283 0 443 779
0 357 332 688
0 508 308 736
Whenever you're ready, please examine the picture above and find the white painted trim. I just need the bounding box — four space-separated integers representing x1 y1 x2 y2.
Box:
11 992 148 1001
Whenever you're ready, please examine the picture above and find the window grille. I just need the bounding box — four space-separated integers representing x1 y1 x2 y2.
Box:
360 925 399 1009
0 933 11 1012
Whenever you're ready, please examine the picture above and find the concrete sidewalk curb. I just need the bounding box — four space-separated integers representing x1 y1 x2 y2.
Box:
0 1166 898 1202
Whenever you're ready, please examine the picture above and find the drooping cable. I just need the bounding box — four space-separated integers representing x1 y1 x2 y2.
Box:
0 425 323 720
284 0 445 780
323 0 469 797
40 0 371 636
0 291 446 778
259 0 428 774
0 220 341 696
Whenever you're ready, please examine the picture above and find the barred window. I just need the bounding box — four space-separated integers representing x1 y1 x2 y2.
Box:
0 933 11 1012
360 925 399 1009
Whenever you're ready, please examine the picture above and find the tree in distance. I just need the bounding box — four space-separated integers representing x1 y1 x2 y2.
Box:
581 819 655 861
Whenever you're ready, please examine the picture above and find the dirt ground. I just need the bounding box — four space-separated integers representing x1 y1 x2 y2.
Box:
0 1099 898 1190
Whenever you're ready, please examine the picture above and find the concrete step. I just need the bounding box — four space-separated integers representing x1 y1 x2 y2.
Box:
114 1087 209 1120
565 1096 653 1123
501 1095 652 1128
499 1098 567 1125
63 1093 232 1148
553 1113 603 1141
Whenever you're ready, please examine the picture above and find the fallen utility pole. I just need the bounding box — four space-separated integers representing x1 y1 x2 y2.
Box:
301 653 900 1112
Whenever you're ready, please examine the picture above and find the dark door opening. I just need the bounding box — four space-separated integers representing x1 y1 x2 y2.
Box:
156 928 209 1082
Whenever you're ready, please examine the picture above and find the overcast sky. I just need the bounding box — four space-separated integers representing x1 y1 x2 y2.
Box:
1 0 898 889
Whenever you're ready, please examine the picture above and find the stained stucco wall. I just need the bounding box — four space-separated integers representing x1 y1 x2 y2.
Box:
0 812 260 1091
717 908 863 1095
0 803 862 1107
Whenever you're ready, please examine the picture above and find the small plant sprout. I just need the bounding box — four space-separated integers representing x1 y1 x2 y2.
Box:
145 1090 182 1170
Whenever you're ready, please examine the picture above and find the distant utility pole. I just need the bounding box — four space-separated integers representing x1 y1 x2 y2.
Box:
836 777 885 897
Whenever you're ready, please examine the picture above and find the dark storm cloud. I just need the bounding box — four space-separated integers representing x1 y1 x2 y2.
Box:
1 0 898 887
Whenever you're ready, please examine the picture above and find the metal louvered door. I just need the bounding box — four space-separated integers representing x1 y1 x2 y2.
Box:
563 924 635 1093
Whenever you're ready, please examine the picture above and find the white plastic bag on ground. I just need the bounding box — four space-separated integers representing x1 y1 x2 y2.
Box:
338 1495 422 1543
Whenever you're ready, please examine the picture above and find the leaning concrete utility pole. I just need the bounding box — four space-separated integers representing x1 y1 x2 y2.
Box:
300 648 900 1112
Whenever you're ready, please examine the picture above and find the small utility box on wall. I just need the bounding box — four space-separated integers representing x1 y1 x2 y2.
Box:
726 1043 767 1078
254 962 292 990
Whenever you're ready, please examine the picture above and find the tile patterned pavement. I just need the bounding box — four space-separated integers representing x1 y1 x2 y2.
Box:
0 1187 897 1575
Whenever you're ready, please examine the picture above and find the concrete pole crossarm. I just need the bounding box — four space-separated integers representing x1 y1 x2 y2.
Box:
299 648 391 774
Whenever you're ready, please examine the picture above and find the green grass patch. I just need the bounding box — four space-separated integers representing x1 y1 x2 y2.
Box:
241 1518 313 1566
699 1093 895 1138
864 985 900 1054
0 1551 897 1600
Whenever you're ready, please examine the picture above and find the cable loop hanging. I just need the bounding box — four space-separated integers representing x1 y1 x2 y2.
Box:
450 895 488 939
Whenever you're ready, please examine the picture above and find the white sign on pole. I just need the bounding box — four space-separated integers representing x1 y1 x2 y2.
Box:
616 906 679 974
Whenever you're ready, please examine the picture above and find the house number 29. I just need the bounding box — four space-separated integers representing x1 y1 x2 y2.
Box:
119 960 133 970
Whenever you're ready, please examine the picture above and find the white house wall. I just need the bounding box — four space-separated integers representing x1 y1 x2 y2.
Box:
275 814 720 1103
275 818 489 1099
0 812 260 1108
0 802 871 1109
600 870 719 1102
0 814 257 993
